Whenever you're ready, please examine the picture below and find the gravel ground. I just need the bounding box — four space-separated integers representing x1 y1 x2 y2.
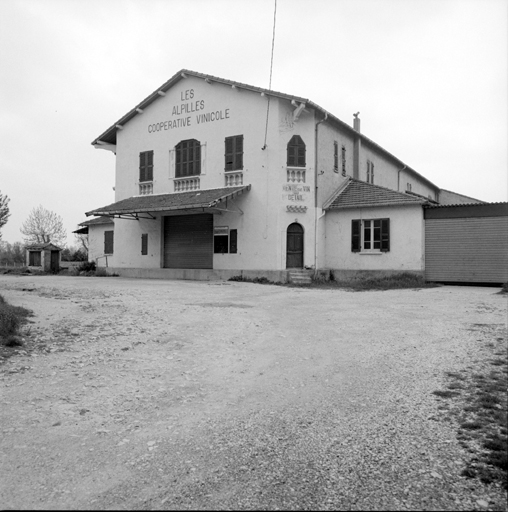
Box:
0 275 507 510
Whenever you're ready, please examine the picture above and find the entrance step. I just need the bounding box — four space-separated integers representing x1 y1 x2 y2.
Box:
288 269 313 285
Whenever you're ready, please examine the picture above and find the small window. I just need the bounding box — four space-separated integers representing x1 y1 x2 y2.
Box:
351 219 389 252
139 151 153 182
214 227 229 254
287 135 306 167
407 183 412 191
214 227 238 254
141 233 148 255
225 135 243 171
333 141 339 173
29 251 41 266
175 139 201 178
104 230 114 255
341 145 346 176
367 160 374 184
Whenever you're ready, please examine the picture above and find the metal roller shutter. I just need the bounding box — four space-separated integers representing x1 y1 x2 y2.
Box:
163 214 213 269
425 216 508 283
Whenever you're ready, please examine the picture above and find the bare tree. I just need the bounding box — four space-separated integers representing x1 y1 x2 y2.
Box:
74 232 89 257
20 205 67 246
0 190 10 240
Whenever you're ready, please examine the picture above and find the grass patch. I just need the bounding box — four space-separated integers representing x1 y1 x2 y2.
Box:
434 328 507 489
432 389 459 398
316 271 436 291
228 271 439 291
0 293 33 347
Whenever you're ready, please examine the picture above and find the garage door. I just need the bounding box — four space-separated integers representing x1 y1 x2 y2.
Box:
163 214 213 269
425 216 508 283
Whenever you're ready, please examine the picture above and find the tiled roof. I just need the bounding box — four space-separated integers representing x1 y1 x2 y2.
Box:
86 186 250 217
78 216 114 227
424 201 508 209
324 178 426 210
25 243 62 250
91 69 439 193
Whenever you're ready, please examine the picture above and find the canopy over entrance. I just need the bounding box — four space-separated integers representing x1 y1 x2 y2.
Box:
85 185 250 220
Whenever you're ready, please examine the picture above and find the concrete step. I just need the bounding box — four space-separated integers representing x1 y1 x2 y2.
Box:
288 270 313 285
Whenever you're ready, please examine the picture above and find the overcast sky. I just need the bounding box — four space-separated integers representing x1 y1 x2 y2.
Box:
0 0 506 245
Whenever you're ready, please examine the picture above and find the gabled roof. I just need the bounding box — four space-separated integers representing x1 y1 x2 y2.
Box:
324 178 427 210
72 216 114 234
91 69 438 192
25 243 62 251
78 216 114 227
85 186 250 219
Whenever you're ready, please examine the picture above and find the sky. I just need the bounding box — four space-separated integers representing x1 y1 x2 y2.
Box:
0 0 506 245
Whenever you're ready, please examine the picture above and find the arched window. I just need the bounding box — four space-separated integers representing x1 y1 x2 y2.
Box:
175 139 201 177
287 135 306 167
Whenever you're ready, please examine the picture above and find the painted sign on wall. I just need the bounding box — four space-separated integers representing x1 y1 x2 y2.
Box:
282 184 311 201
147 89 230 133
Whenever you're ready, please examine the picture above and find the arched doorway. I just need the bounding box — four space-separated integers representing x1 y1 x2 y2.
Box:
286 223 304 268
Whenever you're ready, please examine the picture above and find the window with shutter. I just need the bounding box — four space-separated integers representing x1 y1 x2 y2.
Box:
287 135 306 167
225 135 243 171
334 141 339 173
175 139 201 177
104 230 114 255
139 151 153 182
29 251 41 266
341 145 346 176
141 233 148 255
351 218 390 253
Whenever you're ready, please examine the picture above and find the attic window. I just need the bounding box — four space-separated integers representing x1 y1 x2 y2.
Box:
287 135 306 167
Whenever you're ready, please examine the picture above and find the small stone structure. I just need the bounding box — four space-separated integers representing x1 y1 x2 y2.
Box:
25 243 62 272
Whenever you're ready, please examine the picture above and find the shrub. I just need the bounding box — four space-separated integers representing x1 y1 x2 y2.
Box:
77 261 96 272
0 293 32 346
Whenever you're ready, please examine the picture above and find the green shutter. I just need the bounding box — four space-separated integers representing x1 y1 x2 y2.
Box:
351 220 361 252
141 234 148 255
381 218 390 252
230 229 237 254
104 231 114 254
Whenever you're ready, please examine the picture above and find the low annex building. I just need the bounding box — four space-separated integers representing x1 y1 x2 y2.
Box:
84 69 487 282
25 243 62 273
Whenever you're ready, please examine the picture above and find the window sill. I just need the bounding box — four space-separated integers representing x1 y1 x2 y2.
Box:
359 251 383 255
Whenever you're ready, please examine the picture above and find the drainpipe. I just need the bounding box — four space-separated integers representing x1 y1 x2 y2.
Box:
397 164 407 192
314 112 328 271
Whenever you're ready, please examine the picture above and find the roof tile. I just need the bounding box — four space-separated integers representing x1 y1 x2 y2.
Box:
325 178 425 210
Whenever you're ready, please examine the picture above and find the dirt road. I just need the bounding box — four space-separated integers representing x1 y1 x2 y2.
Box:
0 275 506 510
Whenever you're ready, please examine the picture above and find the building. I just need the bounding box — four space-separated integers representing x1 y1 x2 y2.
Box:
25 243 61 272
84 69 486 282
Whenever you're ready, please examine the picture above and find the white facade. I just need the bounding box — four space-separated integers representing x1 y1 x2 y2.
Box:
85 70 468 279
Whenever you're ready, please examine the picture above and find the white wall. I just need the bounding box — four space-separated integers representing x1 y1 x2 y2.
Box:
109 76 321 270
88 222 114 266
324 205 424 271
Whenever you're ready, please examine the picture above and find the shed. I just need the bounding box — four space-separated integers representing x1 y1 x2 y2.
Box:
25 243 62 272
424 202 508 285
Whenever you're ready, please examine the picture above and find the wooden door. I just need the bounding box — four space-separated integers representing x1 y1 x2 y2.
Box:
286 223 304 268
50 251 59 272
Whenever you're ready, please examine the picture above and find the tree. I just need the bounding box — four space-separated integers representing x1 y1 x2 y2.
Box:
20 205 67 247
0 191 10 241
0 241 25 266
74 232 89 258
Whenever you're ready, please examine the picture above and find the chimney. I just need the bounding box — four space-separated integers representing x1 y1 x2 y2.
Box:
353 112 361 179
353 112 361 132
